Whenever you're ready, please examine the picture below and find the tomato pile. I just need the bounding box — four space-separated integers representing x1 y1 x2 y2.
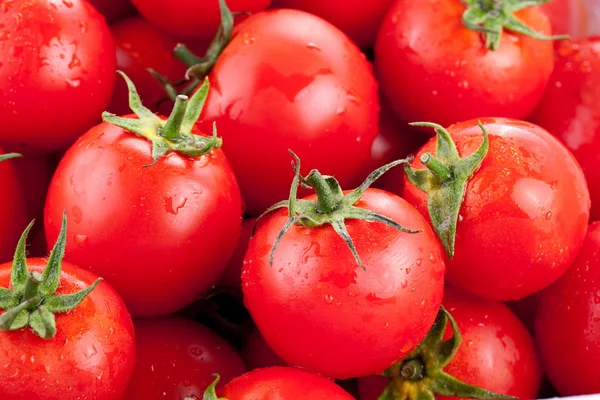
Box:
0 0 599 399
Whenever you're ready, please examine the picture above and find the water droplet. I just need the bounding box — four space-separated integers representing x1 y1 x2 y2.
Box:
400 279 408 289
164 195 187 215
347 93 360 105
429 252 436 262
432 90 438 96
545 211 552 220
324 294 334 304
66 78 81 88
405 267 412 274
401 339 414 353
71 206 82 223
336 106 346 116
190 347 204 357
79 20 87 33
68 54 81 69
62 0 73 7
74 234 88 247
306 42 321 51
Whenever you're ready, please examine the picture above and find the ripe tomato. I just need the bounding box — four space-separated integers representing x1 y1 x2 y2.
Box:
130 0 271 41
88 0 136 23
124 317 246 399
218 367 355 399
375 0 556 127
402 118 590 301
108 16 209 117
200 9 379 216
0 0 116 154
0 153 27 264
270 0 394 48
44 75 243 317
0 221 135 400
535 221 600 396
241 329 286 370
218 218 256 290
531 37 600 221
243 157 445 379
358 287 541 400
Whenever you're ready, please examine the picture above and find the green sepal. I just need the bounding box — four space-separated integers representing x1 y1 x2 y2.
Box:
462 0 569 50
202 374 228 400
430 371 515 399
0 212 102 339
259 151 419 270
0 153 22 162
102 72 221 165
404 121 489 259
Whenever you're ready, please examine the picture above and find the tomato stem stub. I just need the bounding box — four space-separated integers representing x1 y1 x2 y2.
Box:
196 374 228 400
462 0 568 50
378 307 516 400
0 213 102 339
255 151 421 270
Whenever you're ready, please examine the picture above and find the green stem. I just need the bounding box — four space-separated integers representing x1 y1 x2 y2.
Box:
22 272 42 306
421 153 453 183
305 171 340 213
173 44 203 68
161 95 189 140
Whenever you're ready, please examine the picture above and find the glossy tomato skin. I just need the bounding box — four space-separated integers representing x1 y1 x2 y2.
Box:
108 17 209 117
0 260 136 400
44 119 243 317
271 0 394 48
200 9 379 216
242 189 445 379
375 0 555 127
402 118 590 301
124 317 246 399
535 221 600 396
0 0 116 154
531 37 600 221
357 287 542 400
219 367 355 400
89 0 136 23
130 0 271 40
0 152 28 264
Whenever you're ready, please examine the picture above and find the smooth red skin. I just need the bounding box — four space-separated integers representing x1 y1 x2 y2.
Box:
402 118 590 301
531 37 600 221
0 0 116 154
375 0 554 128
242 189 445 379
358 287 542 400
271 0 394 49
218 218 256 290
88 0 136 23
219 367 355 400
241 329 286 370
130 0 271 40
43 119 243 317
124 317 246 399
0 152 28 264
0 259 136 400
536 221 600 396
108 17 209 117
200 9 379 216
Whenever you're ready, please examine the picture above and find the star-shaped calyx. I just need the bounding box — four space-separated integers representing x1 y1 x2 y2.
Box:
0 213 101 339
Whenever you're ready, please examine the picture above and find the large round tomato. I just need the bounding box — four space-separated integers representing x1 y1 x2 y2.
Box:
130 0 271 41
124 317 246 399
243 188 445 379
535 221 600 396
0 153 27 264
200 9 379 216
531 37 600 221
219 367 355 399
358 287 541 400
0 0 116 154
402 118 590 301
375 0 555 127
271 0 394 48
0 259 136 399
44 117 243 317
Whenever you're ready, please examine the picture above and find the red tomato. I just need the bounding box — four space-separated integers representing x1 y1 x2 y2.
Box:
375 0 555 127
219 367 355 399
0 0 116 154
108 16 209 116
201 9 379 216
130 0 271 41
243 187 445 379
0 153 27 264
270 0 394 48
0 259 135 399
241 329 286 370
124 317 246 399
358 287 542 400
218 218 256 290
88 0 136 23
531 37 600 221
402 118 590 301
535 221 600 396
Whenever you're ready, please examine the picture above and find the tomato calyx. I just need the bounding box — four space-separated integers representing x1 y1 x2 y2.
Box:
404 121 489 258
102 72 221 165
0 213 102 339
195 374 228 400
378 307 515 400
257 151 420 270
0 153 22 162
461 0 568 50
152 0 234 100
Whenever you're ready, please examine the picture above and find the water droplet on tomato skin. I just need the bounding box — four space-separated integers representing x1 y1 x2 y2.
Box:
545 211 553 220
74 234 88 247
306 42 321 51
324 294 334 304
190 347 204 357
62 0 73 7
65 78 81 88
